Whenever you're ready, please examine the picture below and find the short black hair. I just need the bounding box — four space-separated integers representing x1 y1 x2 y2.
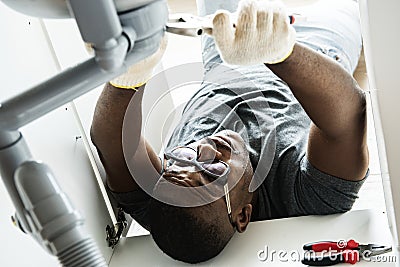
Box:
149 199 234 264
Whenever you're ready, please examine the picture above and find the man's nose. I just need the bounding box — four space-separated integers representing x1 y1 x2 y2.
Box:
197 143 222 161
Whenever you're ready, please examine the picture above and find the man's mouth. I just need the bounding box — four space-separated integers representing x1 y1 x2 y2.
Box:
162 173 192 187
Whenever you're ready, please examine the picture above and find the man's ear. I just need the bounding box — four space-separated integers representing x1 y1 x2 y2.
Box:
234 204 252 233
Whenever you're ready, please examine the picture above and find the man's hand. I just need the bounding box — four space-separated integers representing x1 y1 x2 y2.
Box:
110 35 168 89
211 0 296 65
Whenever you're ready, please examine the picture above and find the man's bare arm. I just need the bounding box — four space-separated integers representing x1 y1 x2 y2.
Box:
267 43 368 181
91 83 162 192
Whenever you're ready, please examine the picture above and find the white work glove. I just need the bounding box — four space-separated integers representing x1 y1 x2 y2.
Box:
110 35 168 89
85 35 168 89
211 0 296 65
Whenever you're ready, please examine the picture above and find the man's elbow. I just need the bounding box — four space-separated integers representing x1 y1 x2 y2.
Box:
353 88 367 133
90 124 99 148
341 86 367 135
356 88 367 119
90 119 107 152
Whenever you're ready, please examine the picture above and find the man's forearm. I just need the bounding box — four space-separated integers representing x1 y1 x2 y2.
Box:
267 43 366 139
91 83 144 191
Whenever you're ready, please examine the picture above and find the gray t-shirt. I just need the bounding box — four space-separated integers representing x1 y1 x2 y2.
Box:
109 62 366 229
164 62 366 221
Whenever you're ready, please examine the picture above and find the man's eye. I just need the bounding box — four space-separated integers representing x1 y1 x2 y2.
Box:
202 172 226 185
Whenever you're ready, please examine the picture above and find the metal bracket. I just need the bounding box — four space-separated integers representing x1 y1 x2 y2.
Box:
106 208 128 248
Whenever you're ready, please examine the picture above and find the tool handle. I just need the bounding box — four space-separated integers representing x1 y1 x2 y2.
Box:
302 250 359 266
288 15 296 24
304 241 342 252
303 240 359 252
